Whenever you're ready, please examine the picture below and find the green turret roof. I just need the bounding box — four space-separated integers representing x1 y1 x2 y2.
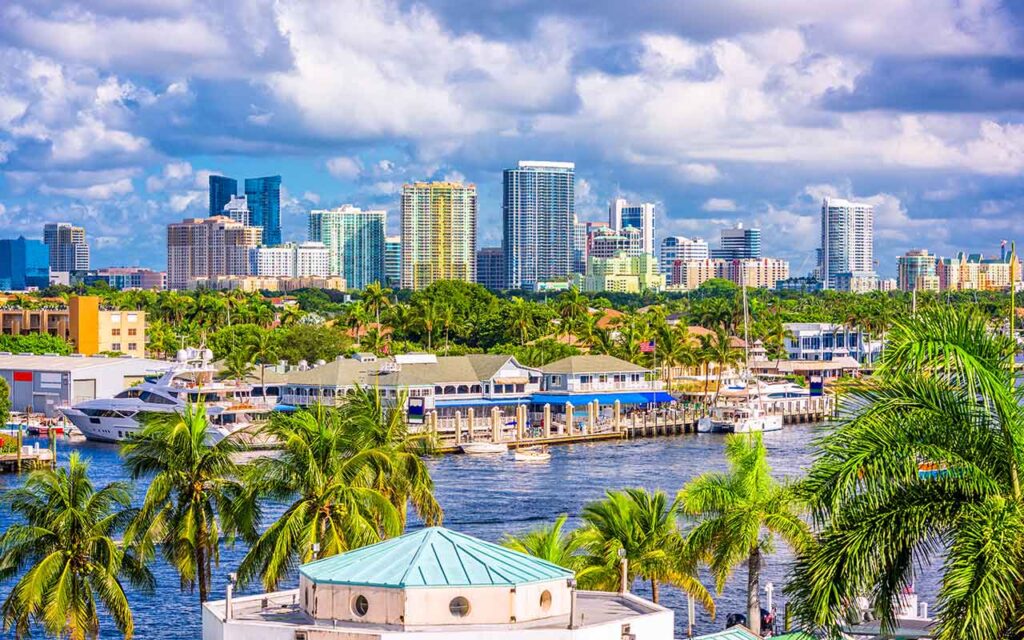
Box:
299 527 574 588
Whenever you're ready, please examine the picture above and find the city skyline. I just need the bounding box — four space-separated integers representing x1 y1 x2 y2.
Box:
0 1 1020 276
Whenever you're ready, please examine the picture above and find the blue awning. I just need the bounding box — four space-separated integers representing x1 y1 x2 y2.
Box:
530 391 674 406
434 397 530 408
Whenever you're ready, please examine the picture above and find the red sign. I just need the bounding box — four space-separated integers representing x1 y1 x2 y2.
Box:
13 371 32 382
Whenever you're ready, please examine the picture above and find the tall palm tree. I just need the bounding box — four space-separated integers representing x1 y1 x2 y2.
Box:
250 330 279 393
0 452 154 639
237 406 402 591
506 297 536 346
501 514 589 575
575 488 715 611
416 298 441 351
221 350 254 384
789 308 1024 639
680 433 809 636
121 404 252 603
362 281 392 328
557 287 590 337
707 326 745 407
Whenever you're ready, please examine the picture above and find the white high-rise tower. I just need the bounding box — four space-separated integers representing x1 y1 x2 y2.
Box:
609 199 655 256
819 197 874 290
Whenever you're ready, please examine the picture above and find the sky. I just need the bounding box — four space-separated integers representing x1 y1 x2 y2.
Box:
0 0 1023 277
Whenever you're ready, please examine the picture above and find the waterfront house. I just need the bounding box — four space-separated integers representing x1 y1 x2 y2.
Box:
783 322 881 364
203 526 674 640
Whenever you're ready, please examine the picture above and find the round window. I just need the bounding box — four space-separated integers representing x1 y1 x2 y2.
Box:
539 590 552 611
449 596 471 618
352 595 369 617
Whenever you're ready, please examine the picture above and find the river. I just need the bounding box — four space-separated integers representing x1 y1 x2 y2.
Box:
0 425 937 638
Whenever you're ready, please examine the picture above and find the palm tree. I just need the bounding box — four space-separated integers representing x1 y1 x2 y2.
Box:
575 488 714 611
221 350 254 384
506 297 536 346
237 406 402 591
0 452 154 639
680 433 809 636
362 281 392 328
707 326 745 407
416 298 441 351
121 403 252 603
557 287 590 337
789 308 1024 639
250 330 279 393
501 514 589 575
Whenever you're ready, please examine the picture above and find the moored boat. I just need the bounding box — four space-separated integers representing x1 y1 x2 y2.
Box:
697 405 783 434
460 442 509 455
514 446 551 462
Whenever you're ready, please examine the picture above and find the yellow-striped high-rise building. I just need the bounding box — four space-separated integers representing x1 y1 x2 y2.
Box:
400 182 477 290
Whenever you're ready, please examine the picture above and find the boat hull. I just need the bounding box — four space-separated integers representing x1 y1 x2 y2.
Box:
697 414 783 434
460 442 508 455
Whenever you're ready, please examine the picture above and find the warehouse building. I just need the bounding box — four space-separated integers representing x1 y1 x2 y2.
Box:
0 353 166 416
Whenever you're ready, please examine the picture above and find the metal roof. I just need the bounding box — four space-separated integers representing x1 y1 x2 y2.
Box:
694 626 759 640
0 353 166 374
282 354 539 389
299 527 574 588
540 355 648 375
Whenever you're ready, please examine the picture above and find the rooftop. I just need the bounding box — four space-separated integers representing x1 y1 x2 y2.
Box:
0 353 166 373
540 355 648 375
299 527 574 588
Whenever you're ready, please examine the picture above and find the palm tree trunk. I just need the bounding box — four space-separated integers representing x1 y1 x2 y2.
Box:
197 537 209 603
650 578 659 604
747 547 761 635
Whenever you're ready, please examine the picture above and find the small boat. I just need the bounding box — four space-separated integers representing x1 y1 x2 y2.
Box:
514 446 551 462
460 442 509 455
697 405 783 434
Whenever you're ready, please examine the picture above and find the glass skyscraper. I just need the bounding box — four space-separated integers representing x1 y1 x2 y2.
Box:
209 175 238 216
308 205 386 291
711 224 762 260
0 236 50 290
245 175 282 245
502 161 575 290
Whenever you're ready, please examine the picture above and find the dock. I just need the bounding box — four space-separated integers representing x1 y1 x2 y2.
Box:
0 429 59 473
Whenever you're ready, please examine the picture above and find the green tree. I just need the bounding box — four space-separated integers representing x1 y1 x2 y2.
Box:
361 281 392 328
789 308 1024 639
506 297 537 346
575 488 714 610
0 452 154 639
0 377 9 428
221 350 254 383
121 404 253 603
501 514 590 575
680 433 809 636
556 287 590 337
706 326 745 407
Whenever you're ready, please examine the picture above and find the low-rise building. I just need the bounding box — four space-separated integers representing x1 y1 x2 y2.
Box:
834 271 878 293
775 276 823 293
0 296 146 358
203 526 673 640
784 322 880 364
576 253 664 293
85 267 166 290
189 275 346 292
670 258 789 290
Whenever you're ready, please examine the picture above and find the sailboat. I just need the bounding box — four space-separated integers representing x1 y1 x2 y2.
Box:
697 280 784 434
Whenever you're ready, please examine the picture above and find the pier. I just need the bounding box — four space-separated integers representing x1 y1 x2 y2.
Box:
426 395 834 453
0 429 57 473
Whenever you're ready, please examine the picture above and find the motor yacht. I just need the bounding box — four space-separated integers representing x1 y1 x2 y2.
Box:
697 404 784 434
62 347 278 444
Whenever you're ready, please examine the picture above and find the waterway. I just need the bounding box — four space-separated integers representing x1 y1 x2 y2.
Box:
0 425 937 638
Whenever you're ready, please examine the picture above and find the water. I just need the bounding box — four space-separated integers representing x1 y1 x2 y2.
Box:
0 426 935 638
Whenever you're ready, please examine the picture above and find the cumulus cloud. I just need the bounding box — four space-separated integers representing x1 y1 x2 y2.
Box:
702 198 738 212
326 156 362 180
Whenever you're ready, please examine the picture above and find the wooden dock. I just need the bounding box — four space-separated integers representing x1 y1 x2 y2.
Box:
0 429 59 473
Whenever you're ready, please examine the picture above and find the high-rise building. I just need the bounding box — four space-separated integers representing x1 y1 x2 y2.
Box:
897 249 938 292
166 216 262 290
209 175 237 216
384 236 402 289
820 197 874 290
668 258 788 291
503 161 574 290
609 199 655 255
222 195 251 226
244 175 282 246
401 182 477 290
250 242 330 278
937 251 1022 292
0 236 49 290
711 224 761 260
476 247 505 291
308 205 385 291
590 229 644 260
659 237 709 276
571 216 588 275
43 222 90 272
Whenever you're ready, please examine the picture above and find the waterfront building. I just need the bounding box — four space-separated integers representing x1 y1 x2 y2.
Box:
711 224 760 260
203 526 672 640
68 295 146 358
572 216 588 274
166 216 262 290
669 258 788 291
659 236 708 278
819 197 874 289
244 175 282 246
897 249 937 292
936 250 1024 291
503 161 574 290
308 205 385 290
835 271 878 293
401 182 477 290
670 258 724 290
590 228 643 259
208 175 237 216
576 253 665 293
87 268 166 290
0 236 49 290
43 222 90 272
784 322 881 364
250 242 330 278
775 276 823 293
476 247 505 290
384 235 401 288
0 351 164 416
609 198 655 255
221 195 251 226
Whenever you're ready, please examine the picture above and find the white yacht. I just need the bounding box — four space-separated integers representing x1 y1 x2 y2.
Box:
62 348 278 444
697 405 784 434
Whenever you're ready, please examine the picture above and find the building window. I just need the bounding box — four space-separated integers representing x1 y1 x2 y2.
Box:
111 328 120 336
128 328 137 336
449 596 470 618
352 595 369 617
539 590 552 612
112 343 121 351
128 343 137 351
111 314 121 322
127 313 138 322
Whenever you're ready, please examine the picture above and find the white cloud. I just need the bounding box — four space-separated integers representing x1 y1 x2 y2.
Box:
41 177 134 200
702 198 738 212
302 190 320 204
169 191 204 213
677 163 721 184
146 161 194 191
326 155 362 179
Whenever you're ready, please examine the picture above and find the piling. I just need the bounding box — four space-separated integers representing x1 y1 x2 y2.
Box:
543 404 551 439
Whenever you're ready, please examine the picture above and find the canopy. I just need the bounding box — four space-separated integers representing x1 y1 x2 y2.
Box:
529 391 674 406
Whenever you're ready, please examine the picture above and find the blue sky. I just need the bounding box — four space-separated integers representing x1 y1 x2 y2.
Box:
0 1 1022 276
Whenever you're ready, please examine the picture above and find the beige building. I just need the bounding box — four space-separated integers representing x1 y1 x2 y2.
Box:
670 258 788 290
937 252 1022 291
189 275 347 292
576 252 664 293
401 182 477 290
0 296 145 357
167 216 263 290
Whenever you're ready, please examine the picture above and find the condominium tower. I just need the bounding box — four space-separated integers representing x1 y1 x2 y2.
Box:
308 205 386 291
250 242 330 278
476 247 505 290
711 224 761 260
244 175 282 246
0 236 49 290
401 182 477 290
384 236 401 289
43 222 90 272
503 161 574 290
609 199 655 255
166 216 262 289
208 175 238 216
819 197 874 289
222 195 251 226
897 249 938 292
659 236 709 276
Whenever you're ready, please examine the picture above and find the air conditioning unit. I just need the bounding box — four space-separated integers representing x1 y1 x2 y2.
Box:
294 631 308 640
